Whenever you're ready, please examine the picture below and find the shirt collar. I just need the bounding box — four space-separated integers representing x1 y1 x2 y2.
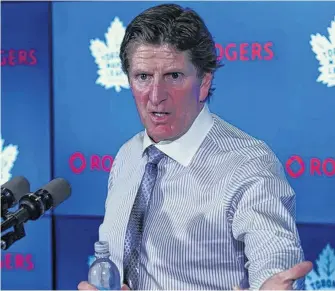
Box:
142 104 214 167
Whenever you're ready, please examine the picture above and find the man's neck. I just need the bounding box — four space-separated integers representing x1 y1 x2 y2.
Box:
142 104 214 166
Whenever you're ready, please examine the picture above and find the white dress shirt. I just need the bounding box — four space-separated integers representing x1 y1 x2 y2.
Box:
99 104 305 290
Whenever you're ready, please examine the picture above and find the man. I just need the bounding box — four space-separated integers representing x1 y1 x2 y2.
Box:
79 3 312 290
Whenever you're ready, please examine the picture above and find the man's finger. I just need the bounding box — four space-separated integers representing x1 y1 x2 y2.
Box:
121 284 130 290
280 261 313 282
77 281 98 290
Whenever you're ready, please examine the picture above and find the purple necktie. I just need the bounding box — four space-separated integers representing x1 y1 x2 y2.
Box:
123 145 165 289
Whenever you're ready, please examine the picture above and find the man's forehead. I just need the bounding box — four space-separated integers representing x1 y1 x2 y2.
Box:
131 43 186 60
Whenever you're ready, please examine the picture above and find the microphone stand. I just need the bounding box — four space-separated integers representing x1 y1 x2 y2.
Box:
1 209 26 250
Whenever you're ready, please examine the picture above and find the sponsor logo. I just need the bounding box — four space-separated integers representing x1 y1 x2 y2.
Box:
215 41 274 61
310 17 335 87
305 244 335 290
0 252 34 271
285 155 335 178
1 49 37 66
90 17 129 93
69 152 114 174
0 136 19 185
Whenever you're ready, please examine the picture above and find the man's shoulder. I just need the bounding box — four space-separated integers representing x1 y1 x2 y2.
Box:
106 131 144 186
114 131 145 161
208 114 277 161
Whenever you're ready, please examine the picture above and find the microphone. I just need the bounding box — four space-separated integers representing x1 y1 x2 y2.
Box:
1 176 30 216
1 178 71 250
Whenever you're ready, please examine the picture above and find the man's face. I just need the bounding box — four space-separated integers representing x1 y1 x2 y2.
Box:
128 43 212 143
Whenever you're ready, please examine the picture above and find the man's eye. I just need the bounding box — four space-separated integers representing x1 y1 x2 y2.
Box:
139 74 148 80
171 73 180 79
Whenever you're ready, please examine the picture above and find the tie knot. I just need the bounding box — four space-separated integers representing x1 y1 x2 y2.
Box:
146 145 165 165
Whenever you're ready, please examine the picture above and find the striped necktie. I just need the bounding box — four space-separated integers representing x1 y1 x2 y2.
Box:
123 145 165 289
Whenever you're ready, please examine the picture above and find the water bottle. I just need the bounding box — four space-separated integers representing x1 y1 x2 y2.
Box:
88 241 121 290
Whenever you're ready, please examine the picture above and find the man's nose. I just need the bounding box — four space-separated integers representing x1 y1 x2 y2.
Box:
149 80 167 105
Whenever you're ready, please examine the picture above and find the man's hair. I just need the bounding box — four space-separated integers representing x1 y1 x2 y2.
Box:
119 3 222 101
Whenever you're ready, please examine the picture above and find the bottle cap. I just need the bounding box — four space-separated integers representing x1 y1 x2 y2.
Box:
94 241 109 253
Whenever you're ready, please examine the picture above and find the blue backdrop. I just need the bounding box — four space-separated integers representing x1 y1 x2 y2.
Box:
1 1 334 290
1 2 52 290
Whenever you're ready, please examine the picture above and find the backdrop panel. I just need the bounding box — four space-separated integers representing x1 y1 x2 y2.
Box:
1 217 52 290
298 223 335 290
1 2 52 289
52 1 335 223
54 216 102 290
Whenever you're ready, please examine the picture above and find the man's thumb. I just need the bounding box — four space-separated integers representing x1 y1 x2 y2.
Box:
281 261 313 281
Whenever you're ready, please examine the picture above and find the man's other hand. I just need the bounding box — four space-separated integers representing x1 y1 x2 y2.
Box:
233 261 313 290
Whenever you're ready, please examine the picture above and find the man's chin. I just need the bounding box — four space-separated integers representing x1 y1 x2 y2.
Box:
147 128 174 143
148 134 168 144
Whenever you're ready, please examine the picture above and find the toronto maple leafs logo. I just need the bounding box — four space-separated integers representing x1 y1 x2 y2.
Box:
0 136 19 185
310 17 335 87
89 17 129 93
305 244 335 290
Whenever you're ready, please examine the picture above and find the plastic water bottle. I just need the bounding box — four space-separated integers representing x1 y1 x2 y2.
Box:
88 241 121 290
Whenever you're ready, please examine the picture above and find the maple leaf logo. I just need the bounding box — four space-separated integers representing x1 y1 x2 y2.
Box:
310 17 335 87
89 17 130 93
305 244 335 290
0 137 19 185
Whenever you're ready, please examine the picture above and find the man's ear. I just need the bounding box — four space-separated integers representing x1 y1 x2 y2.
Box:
199 73 213 102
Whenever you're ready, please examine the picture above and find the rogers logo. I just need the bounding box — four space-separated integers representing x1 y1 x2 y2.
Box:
0 253 34 271
285 155 335 178
1 49 37 66
69 152 114 174
215 42 274 61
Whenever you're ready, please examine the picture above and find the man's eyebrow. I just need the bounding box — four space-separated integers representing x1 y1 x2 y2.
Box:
130 66 186 74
